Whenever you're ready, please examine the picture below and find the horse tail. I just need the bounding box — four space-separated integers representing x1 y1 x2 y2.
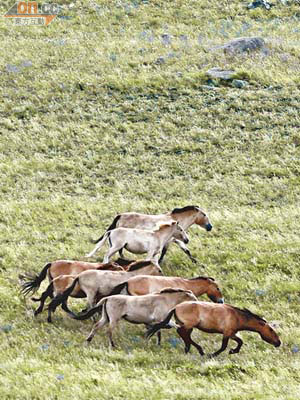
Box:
146 309 176 340
20 262 52 296
92 215 121 244
108 282 129 296
70 298 107 320
86 231 110 258
47 277 79 313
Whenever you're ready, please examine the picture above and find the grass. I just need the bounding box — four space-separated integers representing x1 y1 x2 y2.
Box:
0 0 300 399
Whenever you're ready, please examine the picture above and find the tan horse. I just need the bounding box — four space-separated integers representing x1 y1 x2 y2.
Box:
86 221 189 263
47 261 163 320
71 288 198 348
20 259 127 320
91 205 212 262
147 301 281 356
110 275 224 304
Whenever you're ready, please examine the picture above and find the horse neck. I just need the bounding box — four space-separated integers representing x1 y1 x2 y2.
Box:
155 226 175 245
128 267 149 276
163 293 189 308
171 211 197 229
239 314 265 334
186 279 207 296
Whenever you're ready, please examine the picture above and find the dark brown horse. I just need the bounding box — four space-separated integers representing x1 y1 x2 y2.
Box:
147 301 281 356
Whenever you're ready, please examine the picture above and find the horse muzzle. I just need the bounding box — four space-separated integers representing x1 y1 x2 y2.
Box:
274 340 281 347
205 223 212 231
209 295 224 304
184 238 189 244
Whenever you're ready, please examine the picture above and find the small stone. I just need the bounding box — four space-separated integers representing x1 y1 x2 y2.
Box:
161 34 171 45
207 67 236 80
155 57 165 65
56 374 64 380
6 64 20 73
1 324 13 333
131 336 141 343
232 79 248 88
291 345 299 353
255 289 266 296
168 337 181 348
247 0 274 9
21 60 33 68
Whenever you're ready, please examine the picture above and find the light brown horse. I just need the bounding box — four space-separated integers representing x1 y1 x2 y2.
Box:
86 221 189 263
110 275 224 304
20 259 128 320
92 205 212 262
147 301 281 356
71 288 198 348
46 260 163 321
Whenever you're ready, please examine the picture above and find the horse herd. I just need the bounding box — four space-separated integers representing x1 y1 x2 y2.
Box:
21 205 281 357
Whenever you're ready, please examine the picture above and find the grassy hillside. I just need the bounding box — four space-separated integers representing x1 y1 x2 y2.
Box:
0 1 300 399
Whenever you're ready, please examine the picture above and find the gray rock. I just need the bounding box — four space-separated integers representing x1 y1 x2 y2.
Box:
6 64 20 73
223 37 265 55
232 79 248 88
247 0 274 9
206 67 235 80
155 56 165 65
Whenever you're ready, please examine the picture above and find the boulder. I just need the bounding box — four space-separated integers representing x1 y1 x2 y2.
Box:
222 37 265 55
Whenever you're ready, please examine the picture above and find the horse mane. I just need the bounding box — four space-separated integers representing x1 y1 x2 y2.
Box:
159 287 190 294
234 307 266 323
154 222 174 231
171 205 200 214
127 260 153 271
189 276 215 281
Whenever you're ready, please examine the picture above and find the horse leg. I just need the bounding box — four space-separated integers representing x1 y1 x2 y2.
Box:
177 327 204 356
103 245 122 264
61 300 77 318
210 336 229 357
107 321 118 348
33 282 54 317
86 313 108 343
229 334 243 354
158 243 169 264
173 239 197 263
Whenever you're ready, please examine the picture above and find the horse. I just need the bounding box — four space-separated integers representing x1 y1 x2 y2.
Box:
91 205 212 263
71 288 198 348
146 301 281 357
20 259 128 320
46 260 162 322
86 221 189 263
110 275 224 304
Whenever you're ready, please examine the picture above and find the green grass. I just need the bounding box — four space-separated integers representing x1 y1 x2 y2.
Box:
1 0 300 399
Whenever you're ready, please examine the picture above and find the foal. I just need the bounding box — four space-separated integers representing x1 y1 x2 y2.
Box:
147 301 281 356
92 205 212 262
47 261 162 319
110 275 224 304
86 221 188 263
72 288 198 347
